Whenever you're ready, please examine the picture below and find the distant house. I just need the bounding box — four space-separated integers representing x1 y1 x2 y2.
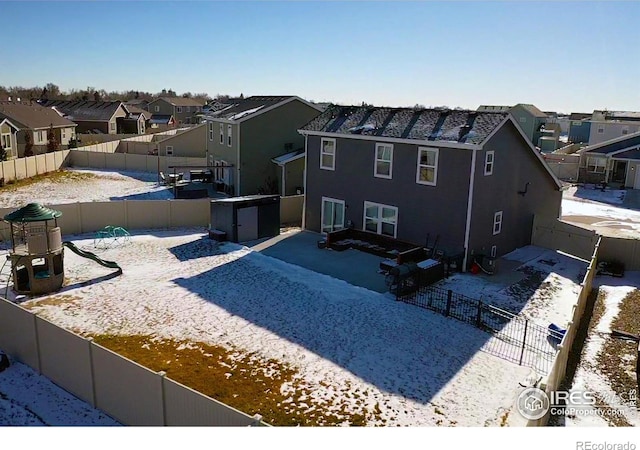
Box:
588 110 640 146
147 97 206 125
509 104 548 147
124 99 150 111
149 114 176 131
477 105 511 113
298 105 562 268
0 118 20 159
40 100 130 134
120 105 151 134
577 131 640 187
205 96 322 196
156 124 207 158
271 148 305 196
0 101 77 156
568 112 592 144
538 122 561 153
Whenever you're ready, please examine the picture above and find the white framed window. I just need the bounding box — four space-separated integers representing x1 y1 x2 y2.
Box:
219 123 224 144
493 211 503 235
140 120 145 133
208 123 214 140
1 133 11 149
61 129 66 140
220 160 230 184
36 131 45 143
484 150 494 176
227 125 232 147
363 201 398 238
374 143 393 179
622 126 629 135
176 106 182 113
321 197 345 233
491 245 497 258
416 147 438 186
165 145 173 156
154 105 160 112
597 126 604 134
320 138 336 170
110 122 116 132
587 157 606 173
519 117 526 123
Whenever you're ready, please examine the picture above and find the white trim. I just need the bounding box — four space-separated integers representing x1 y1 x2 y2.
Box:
374 143 393 179
271 151 305 166
493 211 503 235
321 197 346 234
0 118 20 132
302 135 308 229
234 96 323 124
227 124 232 147
320 137 336 171
462 149 477 272
484 150 494 176
578 129 640 154
416 147 438 186
491 245 497 258
362 201 398 238
299 129 479 150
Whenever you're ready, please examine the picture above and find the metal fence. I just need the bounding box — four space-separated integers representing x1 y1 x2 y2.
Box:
397 285 563 373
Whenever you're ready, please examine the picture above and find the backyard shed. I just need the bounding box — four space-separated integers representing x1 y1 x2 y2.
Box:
210 195 280 243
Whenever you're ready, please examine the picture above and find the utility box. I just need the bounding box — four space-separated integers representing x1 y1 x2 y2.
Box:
210 195 280 243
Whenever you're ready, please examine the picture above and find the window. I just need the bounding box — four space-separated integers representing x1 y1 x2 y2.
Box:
519 117 526 123
587 157 606 173
622 126 629 135
61 129 66 140
227 125 232 146
416 147 438 185
219 123 224 144
140 121 145 134
166 145 173 156
185 106 190 113
208 123 214 140
321 197 345 233
363 201 398 237
220 160 230 183
491 245 497 258
110 122 116 132
176 106 182 113
155 105 160 112
572 121 582 126
484 150 494 176
374 143 393 179
597 126 604 134
320 138 336 170
37 131 44 143
493 211 503 235
1 133 10 149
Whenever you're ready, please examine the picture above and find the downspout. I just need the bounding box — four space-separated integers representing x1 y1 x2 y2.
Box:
462 148 478 272
302 134 308 230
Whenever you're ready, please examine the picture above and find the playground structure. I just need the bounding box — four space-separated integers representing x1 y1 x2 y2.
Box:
2 203 123 296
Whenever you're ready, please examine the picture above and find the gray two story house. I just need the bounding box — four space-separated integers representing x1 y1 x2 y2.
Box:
40 100 130 134
148 97 205 125
205 96 322 196
299 105 562 269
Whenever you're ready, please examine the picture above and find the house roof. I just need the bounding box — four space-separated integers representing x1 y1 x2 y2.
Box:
477 105 511 112
150 114 174 125
153 97 206 107
208 96 318 122
0 101 77 130
569 112 591 121
580 131 640 155
4 203 62 223
299 105 508 146
0 117 20 132
126 105 153 120
513 104 547 118
271 148 305 165
39 100 126 122
611 148 640 160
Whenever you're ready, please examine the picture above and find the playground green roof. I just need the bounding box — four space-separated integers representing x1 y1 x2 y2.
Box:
3 203 62 223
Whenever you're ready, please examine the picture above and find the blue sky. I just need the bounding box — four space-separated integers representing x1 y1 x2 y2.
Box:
2 1 639 113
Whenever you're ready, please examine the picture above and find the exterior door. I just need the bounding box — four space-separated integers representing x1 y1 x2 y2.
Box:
237 206 258 242
321 197 345 234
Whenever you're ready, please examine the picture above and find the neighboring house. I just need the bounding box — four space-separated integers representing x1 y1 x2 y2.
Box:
40 100 130 134
156 123 207 158
538 122 561 153
568 112 592 144
0 118 20 159
298 105 562 269
120 106 151 134
509 104 548 147
147 97 206 125
588 110 640 146
0 101 77 156
205 96 323 196
149 114 176 131
124 99 150 111
577 131 640 187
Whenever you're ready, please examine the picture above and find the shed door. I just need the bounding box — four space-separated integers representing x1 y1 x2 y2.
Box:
237 206 259 242
635 165 640 189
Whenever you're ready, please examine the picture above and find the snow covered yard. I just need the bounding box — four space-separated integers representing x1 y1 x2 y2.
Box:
0 168 172 208
3 230 536 426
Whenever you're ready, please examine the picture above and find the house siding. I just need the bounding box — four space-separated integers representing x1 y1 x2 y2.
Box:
468 122 561 260
158 124 206 158
588 121 640 146
148 99 203 125
207 120 239 189
239 100 320 195
569 121 591 144
73 120 110 134
510 105 546 146
304 135 472 253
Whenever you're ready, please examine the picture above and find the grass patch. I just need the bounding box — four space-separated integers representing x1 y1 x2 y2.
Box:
0 169 97 192
91 334 382 426
22 294 81 309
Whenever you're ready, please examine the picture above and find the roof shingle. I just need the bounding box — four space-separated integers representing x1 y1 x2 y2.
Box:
0 101 77 129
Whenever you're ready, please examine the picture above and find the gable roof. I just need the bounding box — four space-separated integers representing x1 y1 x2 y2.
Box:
0 101 77 130
0 117 20 132
580 130 640 156
512 104 547 118
39 100 126 122
299 105 508 146
208 96 321 122
151 97 206 107
569 112 591 121
477 105 511 112
126 105 153 120
271 148 305 165
150 114 174 125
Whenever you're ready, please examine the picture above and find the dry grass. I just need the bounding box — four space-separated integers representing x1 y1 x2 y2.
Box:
22 294 81 309
0 169 97 191
91 334 380 426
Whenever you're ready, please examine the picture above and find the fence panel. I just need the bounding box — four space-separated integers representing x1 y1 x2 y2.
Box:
45 152 57 173
91 343 164 426
531 215 598 261
124 153 149 172
79 202 126 233
168 199 209 228
163 377 255 426
280 195 304 225
105 153 127 171
86 152 107 169
1 160 15 182
36 316 95 405
70 150 90 168
0 298 40 370
35 154 47 175
126 201 170 230
14 157 27 180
